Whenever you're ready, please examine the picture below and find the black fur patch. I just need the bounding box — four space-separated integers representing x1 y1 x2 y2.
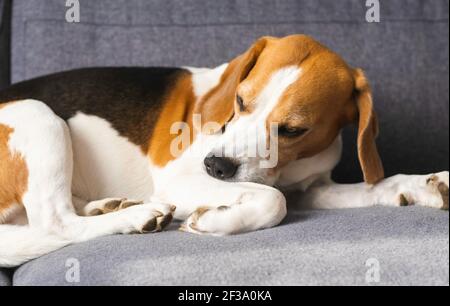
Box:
0 67 190 151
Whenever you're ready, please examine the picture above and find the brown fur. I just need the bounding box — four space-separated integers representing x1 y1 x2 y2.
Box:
1 35 384 186
352 69 384 184
0 110 29 220
262 36 355 169
195 37 269 130
147 72 197 167
195 34 384 184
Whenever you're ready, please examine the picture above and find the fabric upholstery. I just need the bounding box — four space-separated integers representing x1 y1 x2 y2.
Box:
0 0 11 89
0 0 4 28
13 206 449 286
10 0 449 183
0 269 11 286
1 0 448 286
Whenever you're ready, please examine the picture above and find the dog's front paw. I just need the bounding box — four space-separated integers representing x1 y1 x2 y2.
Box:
124 203 176 234
179 205 233 236
397 171 449 210
84 198 144 216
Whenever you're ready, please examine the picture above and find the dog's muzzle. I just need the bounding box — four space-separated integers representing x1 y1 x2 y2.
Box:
204 155 239 180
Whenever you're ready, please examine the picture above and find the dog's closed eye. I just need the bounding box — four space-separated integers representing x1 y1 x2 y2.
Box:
236 95 245 111
278 125 309 138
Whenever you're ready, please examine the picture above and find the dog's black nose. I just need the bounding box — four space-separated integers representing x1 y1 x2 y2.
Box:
204 155 238 180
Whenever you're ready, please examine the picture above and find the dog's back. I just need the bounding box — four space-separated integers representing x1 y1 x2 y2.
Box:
0 67 190 149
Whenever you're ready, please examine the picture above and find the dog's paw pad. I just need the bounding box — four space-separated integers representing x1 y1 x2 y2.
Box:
408 172 450 210
179 206 234 236
103 198 126 212
426 172 449 210
141 217 158 233
135 204 175 233
157 213 173 230
398 193 413 207
84 198 144 216
88 208 104 216
179 206 212 234
119 199 144 210
426 175 438 185
438 182 449 210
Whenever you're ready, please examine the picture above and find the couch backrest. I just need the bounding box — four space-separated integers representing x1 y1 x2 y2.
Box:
8 0 450 182
0 0 11 90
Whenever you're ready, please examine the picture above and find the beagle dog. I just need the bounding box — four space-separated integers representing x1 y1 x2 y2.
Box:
0 35 448 267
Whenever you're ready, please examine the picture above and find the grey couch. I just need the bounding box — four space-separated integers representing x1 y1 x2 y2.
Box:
0 0 448 286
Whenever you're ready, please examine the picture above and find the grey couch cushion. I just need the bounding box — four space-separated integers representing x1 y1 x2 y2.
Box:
0 0 4 29
5 0 450 286
0 269 11 286
0 0 11 90
10 0 449 183
0 0 12 286
13 206 449 286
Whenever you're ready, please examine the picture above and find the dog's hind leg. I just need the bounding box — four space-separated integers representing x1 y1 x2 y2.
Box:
0 100 173 266
292 172 449 210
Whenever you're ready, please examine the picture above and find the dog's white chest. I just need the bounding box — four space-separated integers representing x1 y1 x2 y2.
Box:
68 113 154 202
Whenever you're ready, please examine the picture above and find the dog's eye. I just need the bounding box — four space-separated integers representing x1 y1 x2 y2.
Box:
236 95 245 111
278 125 309 138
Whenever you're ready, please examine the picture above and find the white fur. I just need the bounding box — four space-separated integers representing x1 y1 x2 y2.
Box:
0 63 448 266
0 225 70 267
185 63 228 98
294 171 449 210
150 66 302 225
0 100 173 267
278 135 343 191
69 113 154 202
209 66 302 184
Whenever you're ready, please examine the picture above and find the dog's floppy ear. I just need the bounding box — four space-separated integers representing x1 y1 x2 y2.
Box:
353 68 384 185
195 37 270 132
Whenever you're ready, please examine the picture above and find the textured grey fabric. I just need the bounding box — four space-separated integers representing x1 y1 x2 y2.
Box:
10 0 449 183
3 0 450 286
0 0 11 286
0 269 11 286
13 206 449 286
0 0 4 26
11 0 449 81
0 0 11 90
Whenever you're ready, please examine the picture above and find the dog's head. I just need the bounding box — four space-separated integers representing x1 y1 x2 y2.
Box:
196 35 384 185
